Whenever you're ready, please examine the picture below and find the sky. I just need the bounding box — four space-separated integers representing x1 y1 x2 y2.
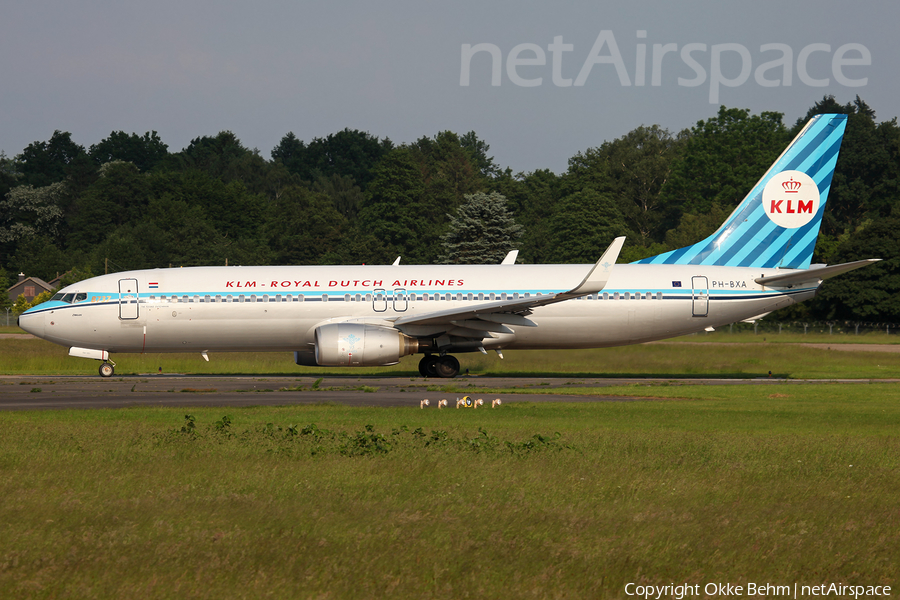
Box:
1 0 898 174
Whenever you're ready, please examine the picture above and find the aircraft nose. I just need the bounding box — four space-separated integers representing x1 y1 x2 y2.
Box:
18 310 45 338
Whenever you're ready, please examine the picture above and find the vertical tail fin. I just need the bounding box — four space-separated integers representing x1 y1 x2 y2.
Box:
637 113 847 269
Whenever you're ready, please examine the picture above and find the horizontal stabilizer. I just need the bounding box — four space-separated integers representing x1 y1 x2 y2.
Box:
755 259 881 287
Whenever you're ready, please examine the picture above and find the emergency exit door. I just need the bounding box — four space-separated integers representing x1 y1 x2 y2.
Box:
691 276 709 317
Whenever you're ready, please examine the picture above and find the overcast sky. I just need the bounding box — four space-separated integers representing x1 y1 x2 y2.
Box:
2 0 897 173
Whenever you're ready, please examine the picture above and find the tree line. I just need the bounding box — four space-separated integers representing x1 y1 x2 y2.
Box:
1 95 898 321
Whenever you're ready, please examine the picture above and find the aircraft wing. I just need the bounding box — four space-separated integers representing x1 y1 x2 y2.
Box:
391 237 625 339
754 259 881 287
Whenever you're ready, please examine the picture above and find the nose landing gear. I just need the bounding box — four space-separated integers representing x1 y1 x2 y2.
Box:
99 361 116 378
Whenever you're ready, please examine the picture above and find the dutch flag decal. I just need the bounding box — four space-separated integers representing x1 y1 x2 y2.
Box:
149 282 159 289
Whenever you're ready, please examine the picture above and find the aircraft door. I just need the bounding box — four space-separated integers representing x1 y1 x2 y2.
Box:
691 276 709 317
118 278 139 320
393 288 408 312
373 288 387 312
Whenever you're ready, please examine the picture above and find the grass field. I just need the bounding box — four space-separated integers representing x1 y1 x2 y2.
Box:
2 326 898 597
1 384 898 598
2 328 900 379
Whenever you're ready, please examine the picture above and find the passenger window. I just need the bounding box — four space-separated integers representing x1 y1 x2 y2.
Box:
239 295 245 303
298 294 304 302
344 294 350 302
322 294 328 302
656 292 663 300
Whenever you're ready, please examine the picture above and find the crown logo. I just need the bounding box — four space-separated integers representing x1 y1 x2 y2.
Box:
782 177 801 193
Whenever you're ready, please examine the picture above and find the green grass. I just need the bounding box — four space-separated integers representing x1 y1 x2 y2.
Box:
0 384 898 598
2 335 900 379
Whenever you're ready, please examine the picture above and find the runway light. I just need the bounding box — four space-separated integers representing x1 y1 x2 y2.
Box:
438 399 448 409
492 398 502 408
420 399 430 409
457 396 474 408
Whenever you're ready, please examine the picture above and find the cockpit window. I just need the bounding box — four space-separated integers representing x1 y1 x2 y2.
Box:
74 293 87 302
51 293 64 301
61 293 75 303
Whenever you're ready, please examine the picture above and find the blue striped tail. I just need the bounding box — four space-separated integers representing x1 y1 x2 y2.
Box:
635 113 847 269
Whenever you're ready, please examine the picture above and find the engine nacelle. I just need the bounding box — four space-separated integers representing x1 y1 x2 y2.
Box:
314 323 420 366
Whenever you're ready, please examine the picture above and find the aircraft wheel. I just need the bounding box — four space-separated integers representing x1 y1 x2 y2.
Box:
418 355 439 378
99 362 114 378
435 355 460 378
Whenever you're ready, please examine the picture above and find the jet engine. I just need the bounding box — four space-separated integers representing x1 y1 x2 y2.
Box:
313 323 420 366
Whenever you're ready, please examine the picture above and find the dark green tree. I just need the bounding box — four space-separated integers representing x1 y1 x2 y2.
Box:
0 151 19 205
358 147 429 262
174 131 270 193
569 125 687 245
798 96 900 239
271 132 308 176
440 192 523 264
491 168 563 263
460 131 500 178
304 128 392 187
544 188 628 263
67 161 151 250
89 131 169 172
312 172 365 219
264 185 348 265
8 235 72 282
811 216 900 321
17 131 87 188
659 107 789 230
0 268 12 313
0 182 66 247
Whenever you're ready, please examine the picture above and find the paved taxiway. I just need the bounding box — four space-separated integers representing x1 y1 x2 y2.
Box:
1 374 894 411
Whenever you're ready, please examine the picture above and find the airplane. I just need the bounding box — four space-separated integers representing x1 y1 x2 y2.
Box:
18 113 879 378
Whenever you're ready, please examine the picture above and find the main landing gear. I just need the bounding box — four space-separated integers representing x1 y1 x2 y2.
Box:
418 354 460 378
99 361 116 378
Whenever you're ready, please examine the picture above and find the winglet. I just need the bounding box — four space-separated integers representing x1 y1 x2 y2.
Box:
566 236 625 295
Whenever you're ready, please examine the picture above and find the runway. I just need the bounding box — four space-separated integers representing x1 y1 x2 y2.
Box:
0 374 892 411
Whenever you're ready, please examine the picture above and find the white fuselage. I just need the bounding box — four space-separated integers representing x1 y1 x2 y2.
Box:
20 263 814 354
